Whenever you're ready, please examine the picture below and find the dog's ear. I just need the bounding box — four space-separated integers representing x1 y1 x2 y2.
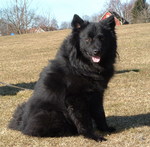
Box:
101 15 116 30
71 14 84 29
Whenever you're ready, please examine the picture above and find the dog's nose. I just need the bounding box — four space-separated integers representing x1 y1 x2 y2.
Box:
93 49 100 55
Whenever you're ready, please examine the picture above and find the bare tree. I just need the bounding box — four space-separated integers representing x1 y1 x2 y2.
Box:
2 0 36 34
34 15 50 29
60 21 71 30
105 0 138 23
122 0 136 22
0 18 7 35
50 18 58 30
106 0 124 17
34 12 58 31
0 9 9 35
38 11 52 30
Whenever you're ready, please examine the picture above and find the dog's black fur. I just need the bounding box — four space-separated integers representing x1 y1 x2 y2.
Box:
8 14 117 141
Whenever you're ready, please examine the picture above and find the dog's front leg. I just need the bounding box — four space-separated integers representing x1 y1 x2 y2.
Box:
65 96 106 142
89 92 116 133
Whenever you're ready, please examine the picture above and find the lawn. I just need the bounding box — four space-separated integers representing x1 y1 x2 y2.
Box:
0 23 150 147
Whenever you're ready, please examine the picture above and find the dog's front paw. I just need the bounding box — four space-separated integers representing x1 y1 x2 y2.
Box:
84 133 107 142
92 135 107 142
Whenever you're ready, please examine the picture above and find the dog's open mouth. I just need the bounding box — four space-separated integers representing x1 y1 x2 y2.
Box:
92 56 101 63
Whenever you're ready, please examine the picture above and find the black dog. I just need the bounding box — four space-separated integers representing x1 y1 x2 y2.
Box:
9 14 117 141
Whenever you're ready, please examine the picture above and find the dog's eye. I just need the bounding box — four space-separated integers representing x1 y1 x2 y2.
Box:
85 38 92 43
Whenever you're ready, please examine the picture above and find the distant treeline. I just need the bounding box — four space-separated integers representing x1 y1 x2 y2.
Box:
0 0 150 36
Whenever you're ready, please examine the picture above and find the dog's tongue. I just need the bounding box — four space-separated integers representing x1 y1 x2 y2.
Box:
92 56 101 63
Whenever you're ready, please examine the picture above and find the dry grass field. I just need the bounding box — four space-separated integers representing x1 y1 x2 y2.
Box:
0 23 150 147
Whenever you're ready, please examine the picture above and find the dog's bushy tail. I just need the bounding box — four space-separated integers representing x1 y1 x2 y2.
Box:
8 102 26 131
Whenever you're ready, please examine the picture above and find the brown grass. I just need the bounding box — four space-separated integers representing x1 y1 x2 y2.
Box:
0 23 150 147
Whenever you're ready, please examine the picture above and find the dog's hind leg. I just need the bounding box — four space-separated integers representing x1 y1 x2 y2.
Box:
22 109 76 137
8 102 26 131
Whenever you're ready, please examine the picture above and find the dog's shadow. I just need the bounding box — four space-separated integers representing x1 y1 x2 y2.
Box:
115 69 140 74
107 113 150 133
0 69 140 96
0 82 36 96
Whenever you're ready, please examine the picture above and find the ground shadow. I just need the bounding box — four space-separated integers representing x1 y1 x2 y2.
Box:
107 113 150 133
0 82 36 96
0 69 140 96
116 69 140 74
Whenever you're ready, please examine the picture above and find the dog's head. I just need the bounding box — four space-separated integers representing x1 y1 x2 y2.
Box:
71 14 117 64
